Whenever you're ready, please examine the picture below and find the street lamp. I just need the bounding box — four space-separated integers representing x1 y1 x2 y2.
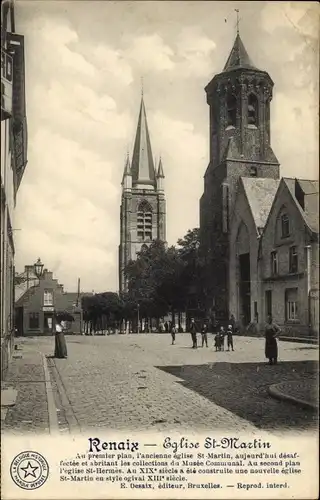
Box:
137 303 140 334
34 258 44 279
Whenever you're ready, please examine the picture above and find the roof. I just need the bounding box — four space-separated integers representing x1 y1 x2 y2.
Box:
282 178 319 234
131 97 156 188
241 177 280 231
223 34 258 73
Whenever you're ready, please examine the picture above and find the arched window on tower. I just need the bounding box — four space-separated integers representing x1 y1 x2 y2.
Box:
248 94 258 126
226 94 237 128
137 201 153 242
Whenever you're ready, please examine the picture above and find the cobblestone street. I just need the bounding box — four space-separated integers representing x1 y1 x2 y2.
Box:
2 334 318 435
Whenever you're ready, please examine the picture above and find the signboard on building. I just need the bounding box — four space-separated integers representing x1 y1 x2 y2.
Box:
1 48 13 116
42 306 54 312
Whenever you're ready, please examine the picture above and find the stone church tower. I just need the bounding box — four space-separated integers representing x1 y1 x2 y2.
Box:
199 32 280 320
119 96 166 293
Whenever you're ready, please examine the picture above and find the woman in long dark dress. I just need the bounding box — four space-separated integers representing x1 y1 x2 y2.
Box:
265 315 281 365
54 319 68 358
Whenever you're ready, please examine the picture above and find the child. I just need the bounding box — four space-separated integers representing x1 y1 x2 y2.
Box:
214 333 220 351
171 324 176 345
219 327 225 351
227 325 234 351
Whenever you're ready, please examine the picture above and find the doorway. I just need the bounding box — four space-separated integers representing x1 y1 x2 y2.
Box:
44 313 54 335
15 307 24 336
239 253 251 326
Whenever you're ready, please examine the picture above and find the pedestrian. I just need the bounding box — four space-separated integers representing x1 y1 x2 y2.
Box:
190 318 198 349
171 323 176 345
54 318 68 359
214 333 219 351
227 325 234 351
219 326 225 351
265 315 281 365
201 320 209 348
164 321 169 333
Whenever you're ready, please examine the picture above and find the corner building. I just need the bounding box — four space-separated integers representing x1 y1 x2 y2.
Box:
119 96 166 293
1 0 27 377
200 33 280 320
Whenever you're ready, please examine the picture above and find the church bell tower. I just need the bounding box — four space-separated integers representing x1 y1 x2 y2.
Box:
119 96 166 293
200 27 280 319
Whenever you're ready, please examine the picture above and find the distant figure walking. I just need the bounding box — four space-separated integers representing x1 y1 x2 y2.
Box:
190 318 198 349
265 315 281 365
164 321 169 333
54 319 68 359
227 325 234 351
201 320 209 348
171 323 176 345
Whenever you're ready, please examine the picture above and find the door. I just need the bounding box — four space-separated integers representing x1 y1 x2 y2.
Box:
43 313 54 334
15 307 24 336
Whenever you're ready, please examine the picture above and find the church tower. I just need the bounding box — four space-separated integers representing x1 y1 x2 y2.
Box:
119 96 166 293
199 29 280 319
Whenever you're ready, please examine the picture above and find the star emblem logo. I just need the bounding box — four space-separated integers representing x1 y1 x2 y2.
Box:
20 461 39 479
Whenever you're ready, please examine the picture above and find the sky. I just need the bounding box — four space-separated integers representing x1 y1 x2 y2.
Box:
14 0 319 293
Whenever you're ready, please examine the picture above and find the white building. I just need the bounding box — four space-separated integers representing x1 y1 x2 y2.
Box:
1 0 27 378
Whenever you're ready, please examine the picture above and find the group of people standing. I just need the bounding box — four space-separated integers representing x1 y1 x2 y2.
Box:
170 314 282 366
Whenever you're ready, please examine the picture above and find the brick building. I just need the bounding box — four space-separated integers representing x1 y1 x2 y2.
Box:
1 0 28 377
119 95 166 293
259 178 319 338
15 269 86 336
199 32 280 321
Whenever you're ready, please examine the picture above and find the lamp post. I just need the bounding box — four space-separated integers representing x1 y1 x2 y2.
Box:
34 258 44 279
137 303 140 334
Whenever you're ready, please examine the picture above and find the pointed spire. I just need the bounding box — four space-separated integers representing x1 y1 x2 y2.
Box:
131 96 156 188
121 153 131 186
157 156 165 178
223 33 258 72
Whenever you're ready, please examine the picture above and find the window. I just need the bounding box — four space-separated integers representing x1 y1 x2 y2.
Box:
248 94 258 126
285 288 298 321
289 246 298 273
270 251 278 275
44 290 53 306
137 201 152 242
265 290 272 318
281 214 290 237
226 94 237 127
29 313 39 329
249 166 257 177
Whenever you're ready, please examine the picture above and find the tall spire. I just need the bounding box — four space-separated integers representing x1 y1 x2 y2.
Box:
131 96 156 188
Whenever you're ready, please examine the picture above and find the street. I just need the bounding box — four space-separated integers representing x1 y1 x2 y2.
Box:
2 334 318 435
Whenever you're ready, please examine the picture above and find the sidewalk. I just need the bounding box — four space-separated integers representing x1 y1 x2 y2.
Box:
269 379 319 410
1 344 50 434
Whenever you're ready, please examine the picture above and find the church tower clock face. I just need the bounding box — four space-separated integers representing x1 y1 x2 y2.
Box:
118 96 166 293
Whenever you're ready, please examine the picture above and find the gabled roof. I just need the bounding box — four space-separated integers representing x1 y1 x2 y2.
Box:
131 97 156 188
282 178 319 235
241 177 280 232
223 34 258 73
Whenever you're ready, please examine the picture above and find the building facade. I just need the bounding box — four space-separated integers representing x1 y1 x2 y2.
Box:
199 32 280 321
15 269 86 336
259 178 319 338
1 0 27 377
229 177 279 327
119 96 166 292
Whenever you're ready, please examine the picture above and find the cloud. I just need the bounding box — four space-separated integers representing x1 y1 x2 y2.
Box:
125 33 175 72
175 27 216 77
14 1 318 294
